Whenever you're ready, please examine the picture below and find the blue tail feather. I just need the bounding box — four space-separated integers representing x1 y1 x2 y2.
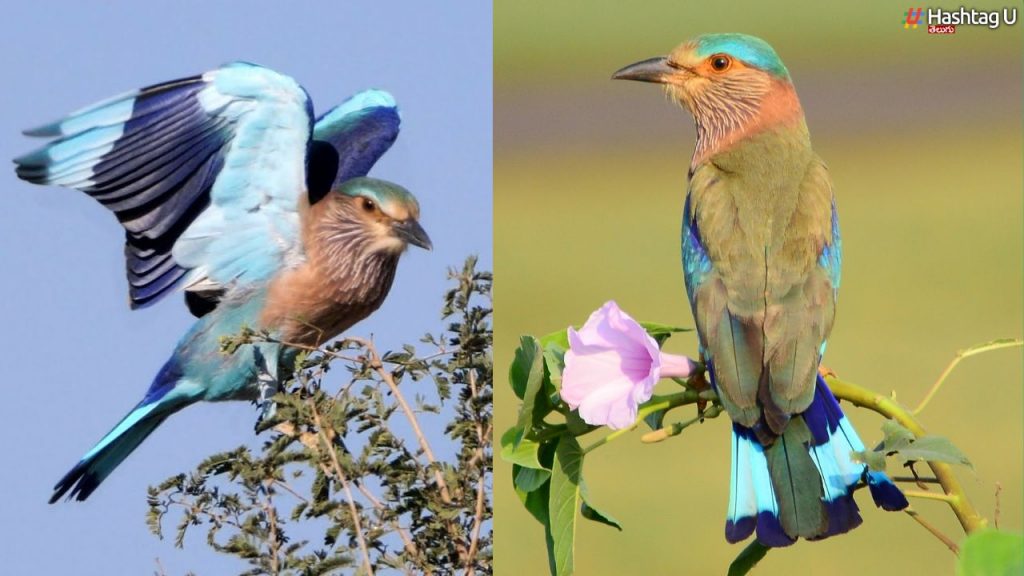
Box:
49 356 198 503
725 375 907 546
867 471 910 511
50 403 170 502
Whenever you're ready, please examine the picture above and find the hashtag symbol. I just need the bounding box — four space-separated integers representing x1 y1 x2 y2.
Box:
904 7 923 29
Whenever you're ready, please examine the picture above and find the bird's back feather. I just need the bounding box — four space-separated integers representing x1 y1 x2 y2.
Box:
685 128 835 437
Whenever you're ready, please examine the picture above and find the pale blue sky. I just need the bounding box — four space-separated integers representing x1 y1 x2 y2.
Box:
0 2 491 574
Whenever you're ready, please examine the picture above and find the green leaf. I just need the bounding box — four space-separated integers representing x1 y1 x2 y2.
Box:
564 409 595 436
549 435 584 576
851 449 888 472
957 530 1024 576
512 336 552 443
543 343 566 388
580 502 622 531
728 540 770 576
540 329 570 351
515 464 552 493
881 419 916 450
895 436 973 469
544 513 558 576
579 478 621 531
510 335 543 400
540 322 689 351
643 408 667 431
639 321 692 346
958 338 1024 358
500 426 546 469
859 420 973 470
514 471 551 526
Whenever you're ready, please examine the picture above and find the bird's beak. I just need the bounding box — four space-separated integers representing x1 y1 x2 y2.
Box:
393 218 432 250
612 56 676 84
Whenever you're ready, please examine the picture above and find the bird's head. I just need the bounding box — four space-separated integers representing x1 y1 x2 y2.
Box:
320 177 432 256
613 34 804 160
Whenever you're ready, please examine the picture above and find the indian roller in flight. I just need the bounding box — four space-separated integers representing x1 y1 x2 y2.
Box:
613 34 908 546
14 62 432 503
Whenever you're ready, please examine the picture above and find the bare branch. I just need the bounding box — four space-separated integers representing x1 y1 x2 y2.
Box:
310 400 376 576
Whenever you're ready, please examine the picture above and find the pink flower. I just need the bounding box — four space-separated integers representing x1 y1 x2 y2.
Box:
561 301 697 429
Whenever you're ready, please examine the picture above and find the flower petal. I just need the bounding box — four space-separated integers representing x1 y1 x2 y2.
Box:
576 374 640 430
560 301 661 429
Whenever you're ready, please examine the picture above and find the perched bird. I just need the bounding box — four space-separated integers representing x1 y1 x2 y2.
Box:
15 62 431 502
613 34 907 546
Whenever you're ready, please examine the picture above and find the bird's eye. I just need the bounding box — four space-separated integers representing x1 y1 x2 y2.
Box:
710 55 731 72
361 198 376 212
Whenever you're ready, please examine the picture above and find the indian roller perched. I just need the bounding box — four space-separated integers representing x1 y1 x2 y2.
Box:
613 34 908 546
14 62 432 502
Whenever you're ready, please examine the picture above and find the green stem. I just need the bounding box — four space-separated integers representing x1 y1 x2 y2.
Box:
582 389 703 454
912 339 1022 415
903 490 959 504
531 424 568 444
825 376 987 534
641 404 723 443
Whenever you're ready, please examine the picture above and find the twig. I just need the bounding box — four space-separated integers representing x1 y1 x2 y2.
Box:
465 473 487 576
280 335 454 503
464 368 487 575
263 490 281 575
903 490 958 504
826 375 987 534
354 481 423 572
641 404 723 443
892 475 942 485
995 482 1002 529
913 339 1022 415
350 336 454 505
272 479 309 504
310 400 376 576
905 509 959 555
466 424 492 469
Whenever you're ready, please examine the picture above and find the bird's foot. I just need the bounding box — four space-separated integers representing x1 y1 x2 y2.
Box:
818 364 837 379
689 369 712 414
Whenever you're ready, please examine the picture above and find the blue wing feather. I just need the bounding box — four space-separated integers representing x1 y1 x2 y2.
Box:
681 191 712 306
15 63 313 309
311 89 400 194
15 74 229 307
819 198 841 291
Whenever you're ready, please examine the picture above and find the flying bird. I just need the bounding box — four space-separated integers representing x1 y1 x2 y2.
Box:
613 34 907 546
15 62 431 503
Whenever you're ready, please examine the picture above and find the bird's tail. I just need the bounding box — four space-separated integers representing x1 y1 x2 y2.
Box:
725 375 908 546
50 359 199 503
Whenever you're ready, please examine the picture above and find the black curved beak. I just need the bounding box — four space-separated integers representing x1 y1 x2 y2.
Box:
393 218 432 250
612 56 675 84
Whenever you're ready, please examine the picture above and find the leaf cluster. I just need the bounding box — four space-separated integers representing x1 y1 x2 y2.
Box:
147 257 493 576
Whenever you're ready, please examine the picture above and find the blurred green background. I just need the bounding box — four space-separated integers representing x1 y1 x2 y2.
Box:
494 1 1022 574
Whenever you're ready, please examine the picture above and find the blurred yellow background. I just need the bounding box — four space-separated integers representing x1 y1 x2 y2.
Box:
494 1 1022 574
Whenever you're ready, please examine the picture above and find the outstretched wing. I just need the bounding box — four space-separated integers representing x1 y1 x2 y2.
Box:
306 90 400 203
14 62 314 309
